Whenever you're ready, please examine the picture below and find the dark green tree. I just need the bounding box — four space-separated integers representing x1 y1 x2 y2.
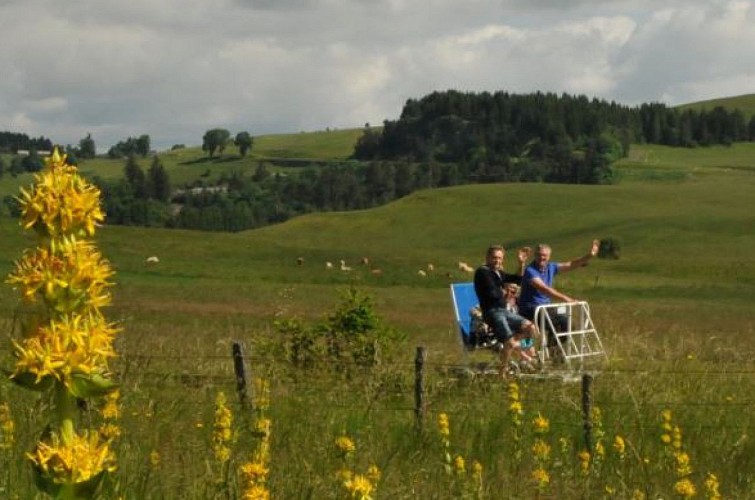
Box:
0 156 5 179
202 129 231 157
136 135 151 157
124 155 147 199
234 131 253 157
252 162 271 182
146 155 171 202
79 133 96 159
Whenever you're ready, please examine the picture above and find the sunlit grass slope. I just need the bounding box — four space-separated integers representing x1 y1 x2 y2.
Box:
676 92 755 119
2 148 753 353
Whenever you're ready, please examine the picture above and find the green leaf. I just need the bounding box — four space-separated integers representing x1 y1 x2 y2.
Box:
68 373 117 398
8 371 54 392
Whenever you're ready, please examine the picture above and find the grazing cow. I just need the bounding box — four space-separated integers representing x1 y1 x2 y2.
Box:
326 261 334 269
370 268 383 276
146 256 160 265
418 269 427 277
340 260 352 271
297 257 304 266
427 263 435 272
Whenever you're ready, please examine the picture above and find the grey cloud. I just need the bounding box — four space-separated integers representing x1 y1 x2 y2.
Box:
0 0 752 150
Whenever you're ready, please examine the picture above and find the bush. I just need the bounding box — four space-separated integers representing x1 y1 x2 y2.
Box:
598 237 621 259
273 287 406 372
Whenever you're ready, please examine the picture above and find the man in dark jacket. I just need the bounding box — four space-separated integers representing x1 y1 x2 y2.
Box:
473 244 536 376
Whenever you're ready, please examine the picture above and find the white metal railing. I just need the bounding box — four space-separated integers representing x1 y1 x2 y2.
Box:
534 301 606 370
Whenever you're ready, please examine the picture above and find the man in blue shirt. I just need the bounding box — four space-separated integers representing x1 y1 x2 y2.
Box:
519 240 599 353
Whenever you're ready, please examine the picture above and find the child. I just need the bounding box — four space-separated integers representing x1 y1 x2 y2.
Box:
503 283 539 370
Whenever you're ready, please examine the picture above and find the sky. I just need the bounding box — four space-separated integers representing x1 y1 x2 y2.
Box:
1 0 753 152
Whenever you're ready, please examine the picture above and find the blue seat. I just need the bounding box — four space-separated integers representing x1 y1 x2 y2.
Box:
449 282 480 350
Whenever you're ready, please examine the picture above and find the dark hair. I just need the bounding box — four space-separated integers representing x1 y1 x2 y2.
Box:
486 245 504 256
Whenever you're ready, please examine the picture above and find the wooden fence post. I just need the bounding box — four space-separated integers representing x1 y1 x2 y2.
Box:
582 373 593 455
232 342 248 409
414 346 426 431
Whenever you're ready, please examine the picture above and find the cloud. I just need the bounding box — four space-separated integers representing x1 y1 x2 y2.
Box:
0 0 752 151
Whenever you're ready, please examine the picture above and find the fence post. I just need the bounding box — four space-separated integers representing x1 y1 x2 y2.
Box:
582 373 593 455
232 342 248 409
414 346 427 431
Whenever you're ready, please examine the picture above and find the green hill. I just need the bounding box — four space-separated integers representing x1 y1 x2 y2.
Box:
2 143 753 342
676 93 755 119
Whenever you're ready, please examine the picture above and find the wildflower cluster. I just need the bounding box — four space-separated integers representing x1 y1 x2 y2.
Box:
213 392 233 464
5 148 119 497
590 406 606 468
507 380 524 452
98 389 122 441
0 402 14 450
333 433 379 500
704 472 721 500
436 412 484 499
660 410 698 498
239 378 272 499
530 413 551 492
27 430 116 492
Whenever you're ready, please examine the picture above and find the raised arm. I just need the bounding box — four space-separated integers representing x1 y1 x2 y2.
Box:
557 239 599 273
516 246 532 276
529 276 576 303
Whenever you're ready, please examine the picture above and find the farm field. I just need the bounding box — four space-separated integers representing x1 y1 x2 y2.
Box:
0 142 754 498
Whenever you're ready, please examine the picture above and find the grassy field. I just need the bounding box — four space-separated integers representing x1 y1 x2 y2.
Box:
676 93 755 120
0 141 754 498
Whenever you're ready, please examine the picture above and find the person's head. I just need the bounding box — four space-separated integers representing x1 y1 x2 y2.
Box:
535 244 552 269
485 245 505 270
504 283 519 297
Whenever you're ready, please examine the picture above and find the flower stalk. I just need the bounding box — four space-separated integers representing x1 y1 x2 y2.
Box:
5 148 118 498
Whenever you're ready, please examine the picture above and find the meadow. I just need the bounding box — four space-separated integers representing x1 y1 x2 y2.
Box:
0 141 754 498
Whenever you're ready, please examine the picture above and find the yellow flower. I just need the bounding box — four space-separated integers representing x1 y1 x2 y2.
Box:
367 464 381 483
532 413 550 434
335 435 356 455
453 455 465 474
240 461 269 482
675 451 692 477
242 484 270 500
344 474 373 499
437 412 450 438
7 237 114 313
613 435 626 457
213 392 233 463
578 450 591 474
674 478 697 498
11 313 118 389
595 441 605 458
532 439 551 461
17 149 104 239
661 409 673 423
98 423 121 441
102 389 120 420
704 472 721 500
631 489 647 500
531 467 550 488
0 402 15 449
509 401 523 415
149 450 160 469
335 468 353 482
661 434 672 445
27 430 116 485
253 378 270 411
472 460 483 480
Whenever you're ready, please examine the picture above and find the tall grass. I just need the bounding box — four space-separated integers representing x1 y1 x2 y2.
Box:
0 144 753 497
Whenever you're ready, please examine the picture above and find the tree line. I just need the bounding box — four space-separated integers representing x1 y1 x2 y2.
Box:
353 90 755 167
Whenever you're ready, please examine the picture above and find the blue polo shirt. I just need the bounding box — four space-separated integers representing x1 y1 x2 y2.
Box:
519 262 559 310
